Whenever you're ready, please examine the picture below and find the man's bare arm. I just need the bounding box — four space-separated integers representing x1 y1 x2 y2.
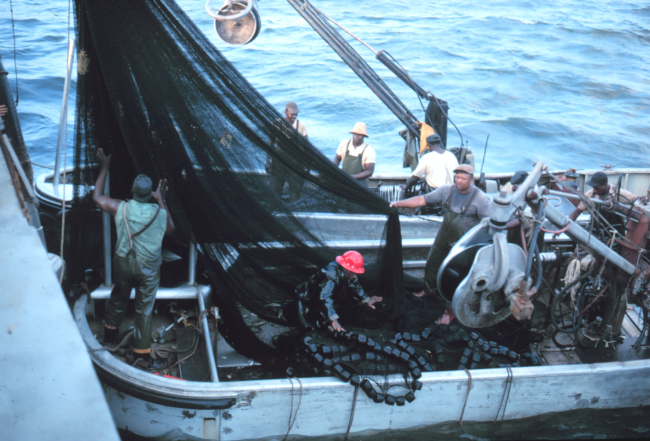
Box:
400 175 420 191
333 154 342 166
390 195 426 209
152 179 175 235
93 149 122 216
568 207 582 221
351 162 375 180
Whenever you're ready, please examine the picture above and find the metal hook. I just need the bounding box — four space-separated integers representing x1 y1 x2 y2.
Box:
206 0 256 21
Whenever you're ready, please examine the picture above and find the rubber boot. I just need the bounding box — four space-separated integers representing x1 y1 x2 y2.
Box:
133 351 151 370
104 326 119 345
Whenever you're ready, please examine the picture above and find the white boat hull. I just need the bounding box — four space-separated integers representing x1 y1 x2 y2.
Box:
74 296 650 440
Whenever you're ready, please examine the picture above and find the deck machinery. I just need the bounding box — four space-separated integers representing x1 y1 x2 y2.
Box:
444 161 650 345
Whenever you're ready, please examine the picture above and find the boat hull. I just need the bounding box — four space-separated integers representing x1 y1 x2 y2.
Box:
74 296 650 441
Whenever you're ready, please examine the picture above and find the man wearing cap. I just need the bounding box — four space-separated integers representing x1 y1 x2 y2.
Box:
333 122 376 187
400 133 458 192
266 101 308 201
502 170 528 194
93 148 175 367
295 251 382 332
569 171 637 221
391 164 490 295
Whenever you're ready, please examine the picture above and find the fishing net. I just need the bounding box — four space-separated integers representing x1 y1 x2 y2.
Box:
69 0 418 363
68 0 536 393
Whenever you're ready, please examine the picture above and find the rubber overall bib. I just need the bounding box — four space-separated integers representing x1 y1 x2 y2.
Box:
424 187 478 302
342 140 369 187
104 201 163 353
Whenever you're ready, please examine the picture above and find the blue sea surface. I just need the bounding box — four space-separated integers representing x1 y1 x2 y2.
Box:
2 3 650 440
1 0 649 176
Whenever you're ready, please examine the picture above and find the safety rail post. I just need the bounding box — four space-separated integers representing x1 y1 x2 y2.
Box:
197 287 219 383
190 241 218 382
188 242 197 285
102 173 111 287
53 38 76 196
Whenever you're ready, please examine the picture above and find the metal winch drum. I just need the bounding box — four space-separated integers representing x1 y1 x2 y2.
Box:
437 223 528 328
437 223 492 302
434 162 556 329
207 0 261 45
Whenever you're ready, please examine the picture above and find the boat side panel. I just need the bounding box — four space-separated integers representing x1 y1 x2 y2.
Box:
104 362 650 441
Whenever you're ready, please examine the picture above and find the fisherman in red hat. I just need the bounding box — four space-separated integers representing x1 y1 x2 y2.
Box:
295 250 382 332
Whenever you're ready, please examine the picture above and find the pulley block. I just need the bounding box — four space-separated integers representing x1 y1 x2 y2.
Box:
451 242 527 328
208 0 262 45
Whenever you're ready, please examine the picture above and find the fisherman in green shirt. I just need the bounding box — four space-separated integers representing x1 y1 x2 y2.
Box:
93 148 175 367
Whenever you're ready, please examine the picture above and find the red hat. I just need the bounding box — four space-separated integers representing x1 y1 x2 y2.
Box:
336 250 365 274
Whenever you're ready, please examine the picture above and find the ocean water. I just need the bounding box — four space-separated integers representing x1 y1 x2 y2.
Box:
3 4 650 440
1 0 649 178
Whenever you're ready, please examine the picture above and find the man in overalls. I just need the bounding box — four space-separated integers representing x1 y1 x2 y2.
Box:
266 101 308 202
391 164 490 297
333 122 375 186
93 148 175 367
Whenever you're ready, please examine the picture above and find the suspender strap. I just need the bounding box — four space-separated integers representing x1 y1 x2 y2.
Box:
122 205 134 251
444 187 478 215
341 139 351 162
344 139 366 162
122 202 161 251
460 188 478 215
443 186 455 211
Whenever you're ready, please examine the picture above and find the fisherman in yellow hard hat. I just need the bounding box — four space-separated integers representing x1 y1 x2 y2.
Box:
333 122 376 187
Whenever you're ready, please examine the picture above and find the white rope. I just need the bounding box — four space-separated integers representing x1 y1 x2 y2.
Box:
59 0 72 285
563 259 581 306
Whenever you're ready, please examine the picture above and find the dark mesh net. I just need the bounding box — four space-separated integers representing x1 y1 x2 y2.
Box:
70 0 413 363
68 2 540 391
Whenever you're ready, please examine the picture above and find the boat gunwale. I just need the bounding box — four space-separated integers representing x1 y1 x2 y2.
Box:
74 295 650 408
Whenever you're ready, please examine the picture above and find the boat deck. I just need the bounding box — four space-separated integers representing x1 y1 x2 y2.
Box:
86 284 650 383
531 289 650 366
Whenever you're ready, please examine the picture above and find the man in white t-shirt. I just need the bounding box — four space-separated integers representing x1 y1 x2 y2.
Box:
400 133 458 192
266 101 308 201
332 122 375 187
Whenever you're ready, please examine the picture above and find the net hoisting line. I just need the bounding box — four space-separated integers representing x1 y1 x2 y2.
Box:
287 0 420 137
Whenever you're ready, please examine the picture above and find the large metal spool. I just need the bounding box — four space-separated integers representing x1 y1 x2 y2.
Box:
206 0 261 45
437 223 492 303
438 223 527 328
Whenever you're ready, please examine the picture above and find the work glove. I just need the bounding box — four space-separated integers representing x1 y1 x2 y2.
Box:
509 287 536 321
